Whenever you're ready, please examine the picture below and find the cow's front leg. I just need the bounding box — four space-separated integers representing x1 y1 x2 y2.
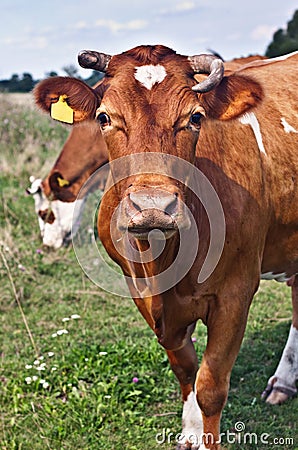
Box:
262 275 298 404
165 324 205 450
195 296 252 450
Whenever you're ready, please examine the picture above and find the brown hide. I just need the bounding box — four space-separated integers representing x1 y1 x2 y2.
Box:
42 121 108 202
97 49 298 448
34 46 298 450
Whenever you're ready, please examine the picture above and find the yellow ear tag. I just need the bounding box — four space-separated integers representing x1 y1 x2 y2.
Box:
57 176 70 188
51 95 74 124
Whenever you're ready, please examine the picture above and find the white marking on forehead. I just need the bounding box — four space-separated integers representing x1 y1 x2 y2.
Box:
281 117 298 134
134 64 167 90
239 112 266 155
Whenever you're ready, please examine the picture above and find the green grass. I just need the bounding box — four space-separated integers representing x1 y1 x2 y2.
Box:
0 94 297 450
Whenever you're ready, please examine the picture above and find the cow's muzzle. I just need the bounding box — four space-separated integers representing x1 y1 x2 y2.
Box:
117 188 191 239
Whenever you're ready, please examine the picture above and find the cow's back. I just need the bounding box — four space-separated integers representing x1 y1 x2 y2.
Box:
196 52 298 277
238 52 298 223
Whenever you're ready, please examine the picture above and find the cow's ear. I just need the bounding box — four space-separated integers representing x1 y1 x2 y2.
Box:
34 77 100 123
200 74 263 121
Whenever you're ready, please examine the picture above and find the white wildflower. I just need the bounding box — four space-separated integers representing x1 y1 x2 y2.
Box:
39 379 49 388
62 317 70 322
32 376 38 381
25 377 32 384
25 364 33 369
99 351 108 356
48 352 54 357
57 329 68 335
70 314 81 319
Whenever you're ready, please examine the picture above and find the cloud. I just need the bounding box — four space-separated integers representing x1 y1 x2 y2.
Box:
175 1 197 11
1 17 148 58
73 21 88 30
251 24 276 41
2 35 48 50
95 19 148 34
159 1 198 15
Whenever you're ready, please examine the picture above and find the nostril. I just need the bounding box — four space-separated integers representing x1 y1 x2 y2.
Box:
129 196 142 212
128 190 179 214
165 193 179 216
128 193 143 212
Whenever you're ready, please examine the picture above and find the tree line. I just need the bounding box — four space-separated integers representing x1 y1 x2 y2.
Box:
265 10 298 57
0 64 103 93
1 10 297 93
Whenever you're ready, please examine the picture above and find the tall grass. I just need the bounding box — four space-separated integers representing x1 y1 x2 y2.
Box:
0 94 297 450
0 93 69 179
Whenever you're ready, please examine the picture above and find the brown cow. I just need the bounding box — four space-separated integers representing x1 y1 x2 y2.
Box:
28 121 108 248
42 120 109 202
35 55 251 247
35 56 263 249
34 46 298 450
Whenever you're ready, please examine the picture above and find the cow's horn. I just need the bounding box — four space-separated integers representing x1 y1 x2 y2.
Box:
188 54 224 93
78 50 112 72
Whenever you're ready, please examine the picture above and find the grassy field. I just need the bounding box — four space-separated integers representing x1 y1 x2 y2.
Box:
0 94 297 450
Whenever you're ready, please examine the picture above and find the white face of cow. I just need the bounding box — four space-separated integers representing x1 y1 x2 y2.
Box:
27 176 86 249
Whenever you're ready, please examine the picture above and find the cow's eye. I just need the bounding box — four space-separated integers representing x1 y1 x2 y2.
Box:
97 112 111 128
190 112 203 128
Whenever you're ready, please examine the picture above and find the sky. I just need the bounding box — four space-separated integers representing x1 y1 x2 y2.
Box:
0 0 297 80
